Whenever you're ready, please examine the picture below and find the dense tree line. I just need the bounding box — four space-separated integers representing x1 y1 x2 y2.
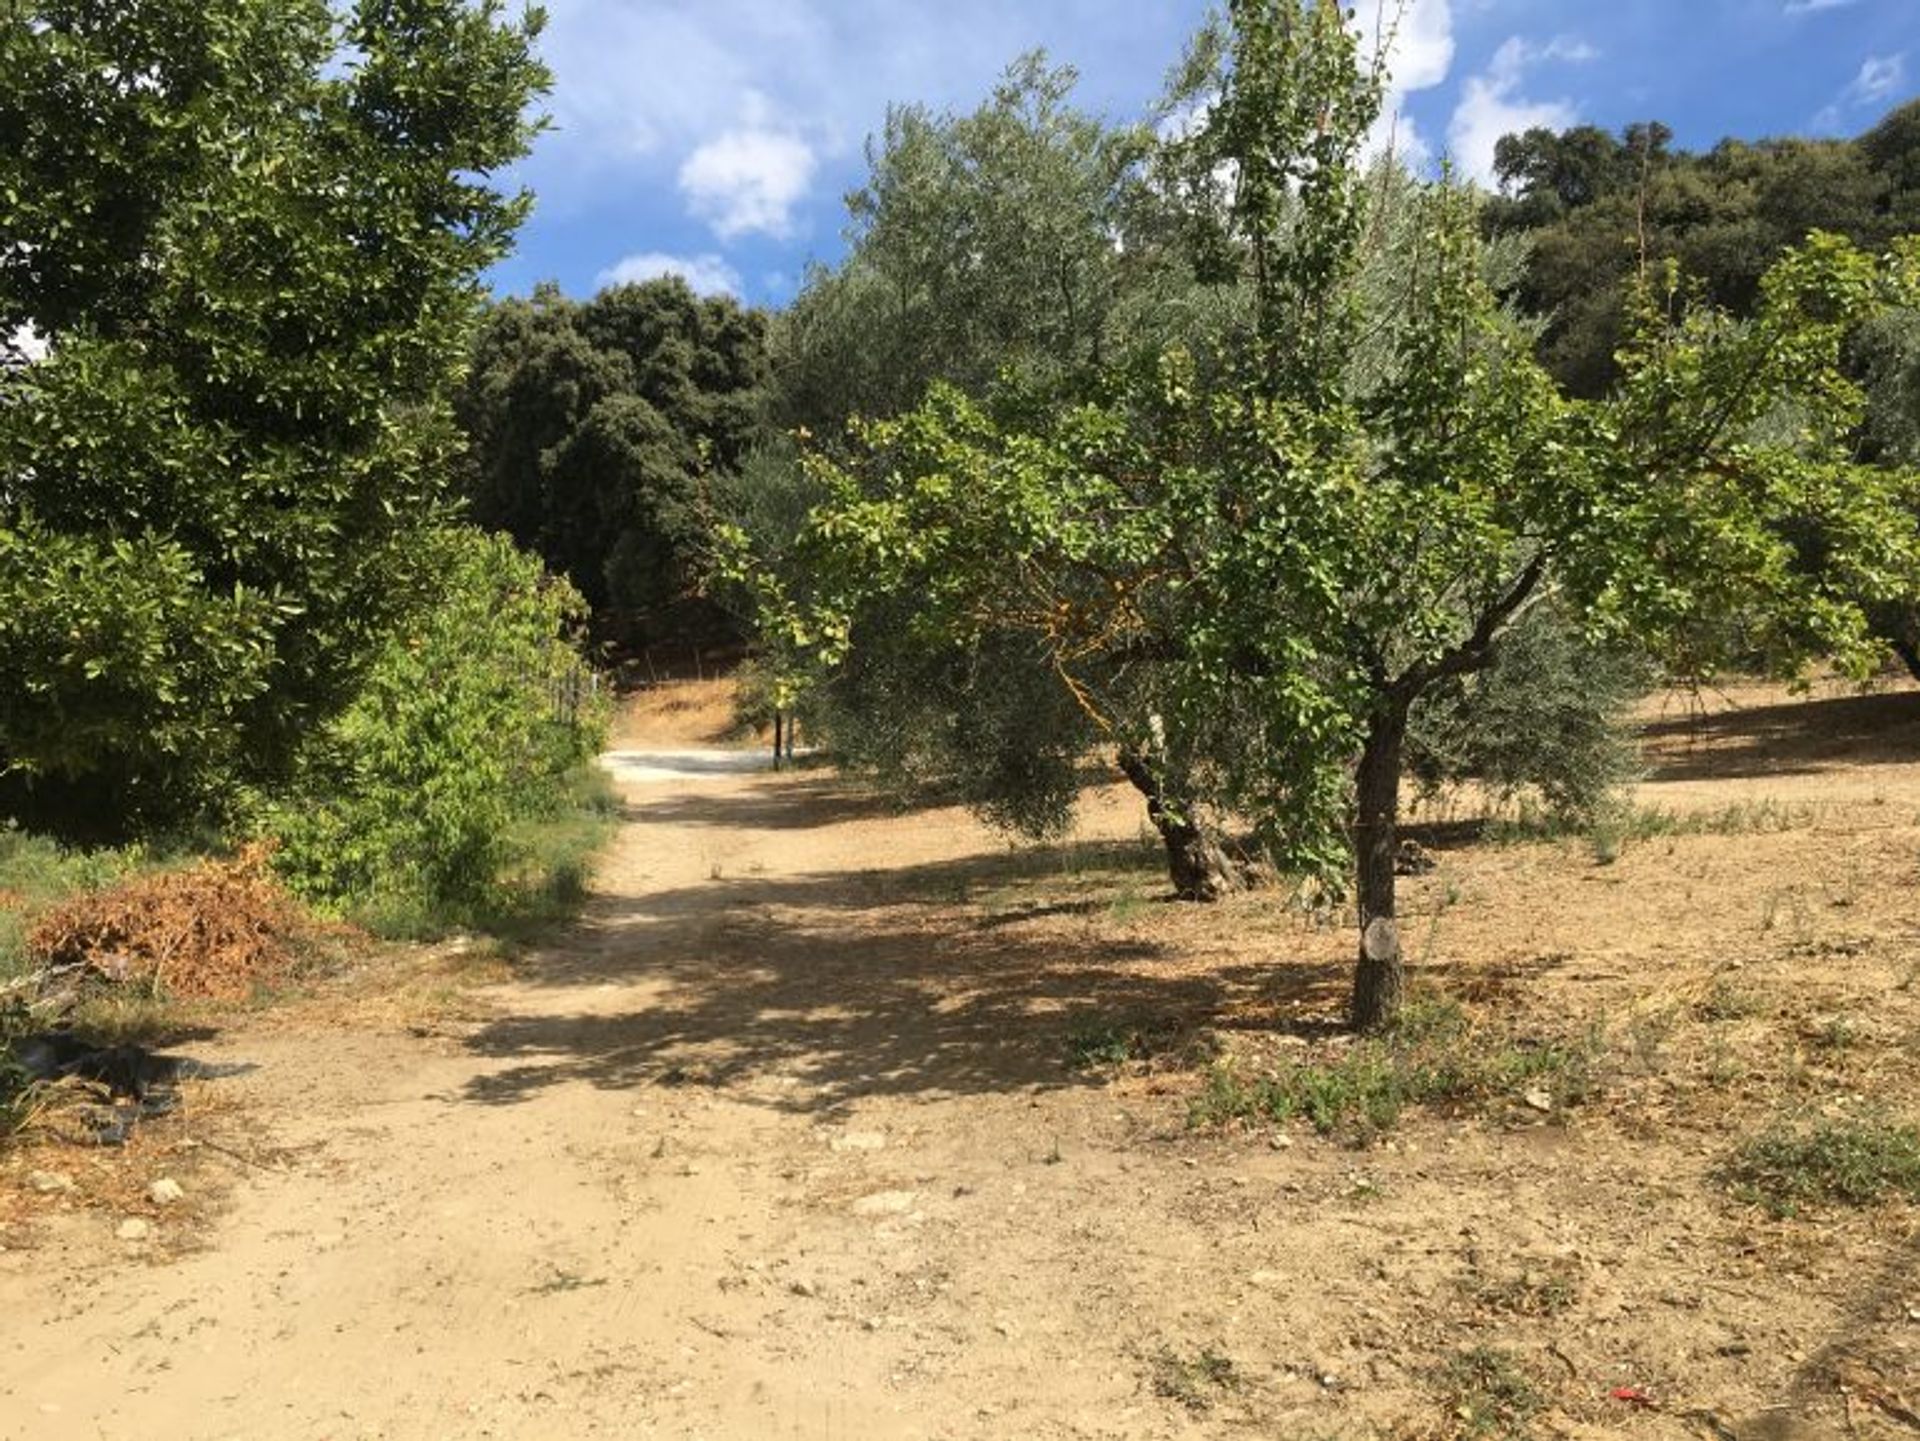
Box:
1486 103 1920 404
459 279 767 638
2 1 606 927
1483 105 1920 671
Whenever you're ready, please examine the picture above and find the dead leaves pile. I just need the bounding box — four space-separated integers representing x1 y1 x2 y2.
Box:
26 845 305 1001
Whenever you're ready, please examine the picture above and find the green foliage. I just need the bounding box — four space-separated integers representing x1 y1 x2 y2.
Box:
1486 102 1920 399
771 52 1167 437
459 277 768 633
735 3 1920 1029
1439 1347 1542 1440
1408 599 1649 824
1190 996 1598 1140
1726 1117 1920 1216
265 527 608 930
0 0 550 835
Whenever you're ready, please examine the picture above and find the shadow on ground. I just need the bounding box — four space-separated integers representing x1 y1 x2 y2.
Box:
1641 689 1920 783
460 783 1348 1117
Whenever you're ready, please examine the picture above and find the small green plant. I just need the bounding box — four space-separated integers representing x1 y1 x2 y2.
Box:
1066 1015 1172 1070
1107 880 1148 925
1699 980 1765 1022
1812 1017 1857 1052
1149 1345 1239 1412
1190 995 1598 1140
0 995 40 1135
1726 1117 1920 1216
1625 1007 1679 1074
1440 1347 1540 1439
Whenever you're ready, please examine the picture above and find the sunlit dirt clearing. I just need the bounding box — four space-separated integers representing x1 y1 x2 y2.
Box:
4 676 1920 1440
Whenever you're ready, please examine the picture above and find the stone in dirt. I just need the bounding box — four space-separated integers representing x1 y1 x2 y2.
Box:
116 1218 152 1241
27 1170 75 1194
147 1178 185 1205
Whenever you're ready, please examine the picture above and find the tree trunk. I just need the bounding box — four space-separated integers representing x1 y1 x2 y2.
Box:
1116 747 1242 902
1868 603 1920 682
1349 704 1409 1033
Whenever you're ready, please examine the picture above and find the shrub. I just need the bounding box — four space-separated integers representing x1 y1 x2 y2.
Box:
264 527 608 929
1191 995 1599 1140
1408 598 1649 826
1726 1117 1920 1216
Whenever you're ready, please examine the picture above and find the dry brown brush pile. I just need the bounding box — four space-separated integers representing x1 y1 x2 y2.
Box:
25 845 309 1001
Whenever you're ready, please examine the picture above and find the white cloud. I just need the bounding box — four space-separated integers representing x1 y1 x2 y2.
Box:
1850 52 1908 104
678 126 818 239
1785 0 1861 13
525 1 1108 203
1350 0 1455 168
1814 52 1908 131
595 251 743 297
1446 35 1592 186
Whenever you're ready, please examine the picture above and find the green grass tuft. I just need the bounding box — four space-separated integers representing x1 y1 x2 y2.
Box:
1191 994 1599 1140
1440 1347 1541 1439
1726 1117 1920 1216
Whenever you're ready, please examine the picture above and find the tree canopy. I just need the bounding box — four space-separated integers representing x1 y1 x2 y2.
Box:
1486 101 1920 398
459 277 768 636
0 0 550 832
734 0 1920 1030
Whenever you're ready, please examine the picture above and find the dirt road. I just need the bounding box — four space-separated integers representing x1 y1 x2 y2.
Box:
0 754 1255 1441
7 681 1920 1439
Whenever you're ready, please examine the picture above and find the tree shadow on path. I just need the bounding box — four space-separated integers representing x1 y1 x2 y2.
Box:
460 784 1348 1118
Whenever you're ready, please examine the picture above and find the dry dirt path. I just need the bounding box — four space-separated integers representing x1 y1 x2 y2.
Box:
0 755 1275 1441
9 679 1920 1440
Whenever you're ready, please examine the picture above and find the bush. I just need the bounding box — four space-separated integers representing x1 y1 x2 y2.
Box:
1727 1117 1920 1216
264 527 608 930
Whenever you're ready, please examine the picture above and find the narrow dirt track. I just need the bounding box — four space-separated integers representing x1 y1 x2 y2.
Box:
11 680 1920 1440
0 757 1268 1441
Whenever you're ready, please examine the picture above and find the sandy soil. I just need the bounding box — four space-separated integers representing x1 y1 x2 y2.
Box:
5 678 1920 1440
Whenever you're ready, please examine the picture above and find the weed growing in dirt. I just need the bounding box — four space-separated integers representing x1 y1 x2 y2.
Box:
1107 880 1148 925
1698 980 1767 1022
1190 995 1598 1141
1463 1263 1580 1317
1440 1347 1540 1439
1726 1117 1920 1216
0 995 38 1134
1065 1015 1181 1069
1488 798 1811 864
1148 1345 1239 1412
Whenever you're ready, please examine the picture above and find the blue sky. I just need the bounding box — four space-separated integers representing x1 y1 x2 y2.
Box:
488 0 1918 308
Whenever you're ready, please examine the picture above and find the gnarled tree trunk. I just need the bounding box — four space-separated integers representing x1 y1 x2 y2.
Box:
1116 746 1243 902
1350 703 1409 1032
